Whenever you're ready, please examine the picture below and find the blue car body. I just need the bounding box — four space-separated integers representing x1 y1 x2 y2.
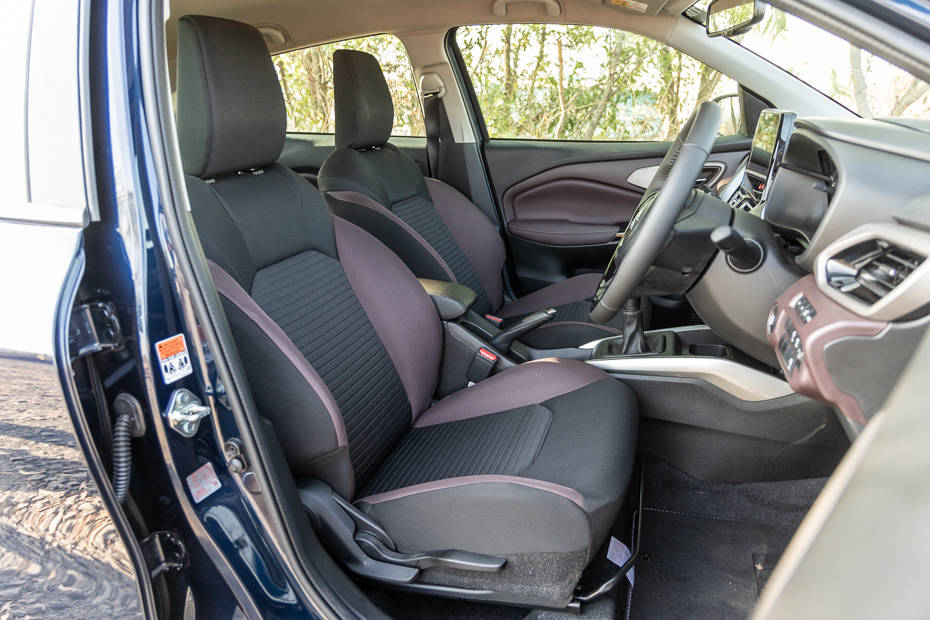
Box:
0 0 322 616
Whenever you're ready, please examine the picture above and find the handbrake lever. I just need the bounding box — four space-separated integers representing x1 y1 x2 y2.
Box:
490 308 556 353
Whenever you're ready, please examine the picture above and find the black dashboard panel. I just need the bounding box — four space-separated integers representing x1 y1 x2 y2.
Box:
764 131 836 246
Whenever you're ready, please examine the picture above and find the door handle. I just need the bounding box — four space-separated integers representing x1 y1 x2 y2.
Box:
627 161 727 190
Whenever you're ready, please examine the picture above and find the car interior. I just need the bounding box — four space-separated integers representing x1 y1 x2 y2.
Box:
151 0 930 617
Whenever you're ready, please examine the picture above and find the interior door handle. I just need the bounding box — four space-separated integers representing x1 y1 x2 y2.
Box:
492 0 561 16
627 162 727 190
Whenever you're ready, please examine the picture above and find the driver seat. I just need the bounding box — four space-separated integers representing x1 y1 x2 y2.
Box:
318 50 625 349
176 15 638 608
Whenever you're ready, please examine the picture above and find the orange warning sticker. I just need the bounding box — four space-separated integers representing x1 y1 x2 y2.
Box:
155 334 193 384
156 334 186 359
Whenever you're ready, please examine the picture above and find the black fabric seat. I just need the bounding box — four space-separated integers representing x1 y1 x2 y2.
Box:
318 49 627 349
176 15 638 608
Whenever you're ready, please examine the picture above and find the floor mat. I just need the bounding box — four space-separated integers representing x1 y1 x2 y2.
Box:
629 509 794 619
628 457 826 620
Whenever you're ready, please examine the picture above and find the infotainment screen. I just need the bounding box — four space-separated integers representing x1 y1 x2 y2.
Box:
747 109 796 200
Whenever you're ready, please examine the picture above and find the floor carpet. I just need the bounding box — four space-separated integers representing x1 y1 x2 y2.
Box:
628 457 826 620
366 457 826 619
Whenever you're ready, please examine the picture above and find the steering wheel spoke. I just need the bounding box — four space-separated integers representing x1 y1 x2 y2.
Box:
590 102 722 324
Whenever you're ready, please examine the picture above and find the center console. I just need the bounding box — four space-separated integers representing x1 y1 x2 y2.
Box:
588 325 794 402
420 278 796 405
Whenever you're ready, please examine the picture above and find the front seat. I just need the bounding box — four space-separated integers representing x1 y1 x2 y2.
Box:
176 15 637 608
317 49 628 350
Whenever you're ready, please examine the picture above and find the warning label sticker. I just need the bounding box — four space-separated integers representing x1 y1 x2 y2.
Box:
187 462 221 503
609 0 648 13
607 536 635 586
155 333 193 384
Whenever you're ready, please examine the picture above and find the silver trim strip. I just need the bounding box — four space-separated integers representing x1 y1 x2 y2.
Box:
626 165 660 190
626 161 726 190
588 356 794 401
578 336 613 350
0 202 86 226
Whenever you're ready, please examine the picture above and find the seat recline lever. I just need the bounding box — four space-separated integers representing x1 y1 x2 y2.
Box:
355 532 506 572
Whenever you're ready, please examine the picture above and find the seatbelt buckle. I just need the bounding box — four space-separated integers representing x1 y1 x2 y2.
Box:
484 314 504 327
466 348 498 387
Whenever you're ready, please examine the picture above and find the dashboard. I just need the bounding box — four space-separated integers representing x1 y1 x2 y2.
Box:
710 110 930 437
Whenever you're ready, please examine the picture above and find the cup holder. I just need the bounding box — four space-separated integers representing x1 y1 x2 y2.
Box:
688 343 730 358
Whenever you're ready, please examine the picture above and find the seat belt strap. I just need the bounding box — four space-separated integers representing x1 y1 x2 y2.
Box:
423 92 441 178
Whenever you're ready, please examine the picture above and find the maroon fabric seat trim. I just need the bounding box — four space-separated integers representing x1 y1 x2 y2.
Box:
415 358 606 428
356 475 585 509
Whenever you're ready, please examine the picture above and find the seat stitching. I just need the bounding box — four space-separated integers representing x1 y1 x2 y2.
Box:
357 475 585 509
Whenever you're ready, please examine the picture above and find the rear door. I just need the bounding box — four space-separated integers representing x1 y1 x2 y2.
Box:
273 34 428 186
453 24 751 293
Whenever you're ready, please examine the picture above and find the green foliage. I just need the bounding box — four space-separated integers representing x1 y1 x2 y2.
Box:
457 24 739 141
274 35 425 135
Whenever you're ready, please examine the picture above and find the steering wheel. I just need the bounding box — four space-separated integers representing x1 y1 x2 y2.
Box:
590 101 722 324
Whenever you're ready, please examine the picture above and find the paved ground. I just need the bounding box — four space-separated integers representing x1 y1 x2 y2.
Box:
0 358 143 619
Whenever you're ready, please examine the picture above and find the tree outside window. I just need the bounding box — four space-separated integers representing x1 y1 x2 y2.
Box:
457 24 740 141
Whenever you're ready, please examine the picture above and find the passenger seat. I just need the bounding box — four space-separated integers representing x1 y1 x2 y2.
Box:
317 50 629 349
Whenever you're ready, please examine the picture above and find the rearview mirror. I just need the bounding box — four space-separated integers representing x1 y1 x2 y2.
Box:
706 0 766 38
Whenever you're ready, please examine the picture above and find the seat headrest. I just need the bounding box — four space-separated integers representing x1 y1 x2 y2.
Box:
176 15 286 178
333 50 394 150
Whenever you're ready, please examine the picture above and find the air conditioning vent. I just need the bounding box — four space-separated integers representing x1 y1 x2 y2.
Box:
824 239 924 304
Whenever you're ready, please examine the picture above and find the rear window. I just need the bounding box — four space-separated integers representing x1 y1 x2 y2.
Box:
273 34 425 136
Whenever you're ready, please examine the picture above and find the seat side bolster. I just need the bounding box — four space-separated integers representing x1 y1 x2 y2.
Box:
209 260 348 447
325 189 456 282
358 480 591 557
333 218 443 418
425 178 507 310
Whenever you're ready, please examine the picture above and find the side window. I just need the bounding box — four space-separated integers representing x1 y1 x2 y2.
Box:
274 34 425 136
456 24 741 141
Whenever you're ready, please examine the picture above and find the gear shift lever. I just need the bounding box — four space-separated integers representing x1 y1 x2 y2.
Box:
618 298 648 355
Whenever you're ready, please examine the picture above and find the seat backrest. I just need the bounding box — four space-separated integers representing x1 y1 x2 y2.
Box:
175 15 442 498
317 50 506 317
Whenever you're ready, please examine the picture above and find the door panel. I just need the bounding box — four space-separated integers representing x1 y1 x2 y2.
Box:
484 137 751 292
503 158 661 246
278 133 429 186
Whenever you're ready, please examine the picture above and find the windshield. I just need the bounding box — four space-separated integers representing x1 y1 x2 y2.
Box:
700 3 930 120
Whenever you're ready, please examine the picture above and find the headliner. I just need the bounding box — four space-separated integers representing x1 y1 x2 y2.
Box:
165 0 696 62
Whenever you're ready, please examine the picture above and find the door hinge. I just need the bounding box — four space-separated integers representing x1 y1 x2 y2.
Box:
69 301 123 360
140 530 186 579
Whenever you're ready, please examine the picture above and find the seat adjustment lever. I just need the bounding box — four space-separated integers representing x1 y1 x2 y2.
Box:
355 532 506 572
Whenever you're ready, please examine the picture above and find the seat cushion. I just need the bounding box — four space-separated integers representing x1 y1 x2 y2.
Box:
356 359 638 606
